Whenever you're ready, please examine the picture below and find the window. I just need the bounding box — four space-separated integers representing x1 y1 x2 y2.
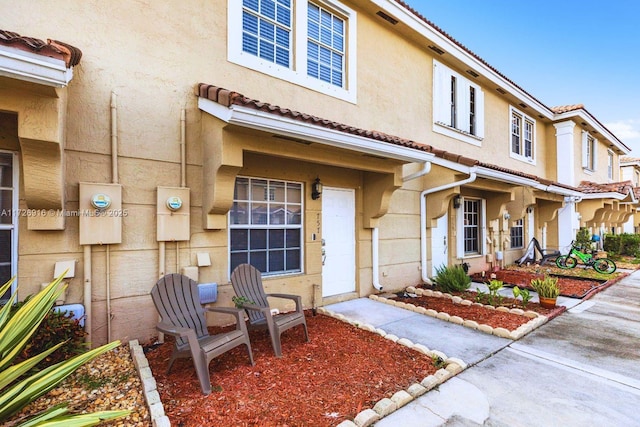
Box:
582 131 597 171
510 107 535 162
433 60 485 145
230 177 303 276
0 151 17 302
607 150 614 180
510 218 524 249
229 0 357 102
463 199 480 254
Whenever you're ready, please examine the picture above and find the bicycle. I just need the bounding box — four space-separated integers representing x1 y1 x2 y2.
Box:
555 241 617 274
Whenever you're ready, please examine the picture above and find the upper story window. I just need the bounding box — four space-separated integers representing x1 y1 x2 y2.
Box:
510 107 535 163
433 60 485 145
229 0 357 103
582 131 597 172
230 177 303 276
607 150 614 180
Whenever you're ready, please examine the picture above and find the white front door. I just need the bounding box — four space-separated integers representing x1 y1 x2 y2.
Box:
431 214 448 277
321 187 355 297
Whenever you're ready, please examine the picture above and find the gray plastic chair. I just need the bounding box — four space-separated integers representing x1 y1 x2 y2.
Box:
151 273 254 394
230 264 309 357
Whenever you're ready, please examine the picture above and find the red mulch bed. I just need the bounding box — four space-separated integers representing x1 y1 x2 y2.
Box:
471 270 603 298
396 291 559 330
144 312 438 426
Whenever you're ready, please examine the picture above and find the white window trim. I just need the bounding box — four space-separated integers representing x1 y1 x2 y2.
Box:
509 106 536 165
582 130 597 173
228 176 305 278
228 0 357 103
0 150 19 299
456 197 486 258
607 149 614 180
433 59 485 146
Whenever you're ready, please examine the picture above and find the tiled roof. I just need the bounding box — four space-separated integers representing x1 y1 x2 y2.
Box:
577 181 634 195
197 83 584 192
550 104 585 114
0 29 82 67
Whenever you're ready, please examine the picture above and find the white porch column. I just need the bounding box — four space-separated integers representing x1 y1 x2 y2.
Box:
554 121 576 187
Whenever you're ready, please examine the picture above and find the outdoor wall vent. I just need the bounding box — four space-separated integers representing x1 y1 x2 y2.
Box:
273 135 312 145
496 87 507 94
428 45 445 55
466 69 479 78
376 11 398 25
519 103 528 109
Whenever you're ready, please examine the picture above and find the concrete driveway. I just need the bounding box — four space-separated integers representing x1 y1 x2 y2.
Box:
327 271 640 426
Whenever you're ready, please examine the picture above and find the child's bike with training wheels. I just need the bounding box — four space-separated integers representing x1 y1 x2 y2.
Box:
555 241 617 274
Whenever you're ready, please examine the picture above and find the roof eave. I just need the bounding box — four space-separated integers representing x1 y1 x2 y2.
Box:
0 46 72 87
553 110 630 154
198 97 439 163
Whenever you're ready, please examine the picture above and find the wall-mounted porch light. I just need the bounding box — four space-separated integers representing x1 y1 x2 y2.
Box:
311 177 323 200
453 195 461 209
503 212 511 220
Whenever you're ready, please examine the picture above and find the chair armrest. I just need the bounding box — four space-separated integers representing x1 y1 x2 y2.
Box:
156 322 193 338
239 303 272 315
267 293 303 312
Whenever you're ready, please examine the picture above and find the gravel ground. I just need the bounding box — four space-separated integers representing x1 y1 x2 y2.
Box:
6 344 151 426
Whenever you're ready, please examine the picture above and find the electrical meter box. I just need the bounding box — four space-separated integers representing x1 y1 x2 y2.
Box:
157 186 190 241
79 182 123 245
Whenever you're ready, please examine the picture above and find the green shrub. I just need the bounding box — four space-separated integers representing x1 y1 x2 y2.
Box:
7 298 88 370
0 277 128 424
603 233 640 257
575 227 593 252
432 265 471 293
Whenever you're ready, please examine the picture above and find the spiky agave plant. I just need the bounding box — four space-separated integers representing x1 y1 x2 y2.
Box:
0 276 130 425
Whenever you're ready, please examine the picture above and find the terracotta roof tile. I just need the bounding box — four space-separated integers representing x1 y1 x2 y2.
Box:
0 29 82 67
577 181 634 195
550 104 585 114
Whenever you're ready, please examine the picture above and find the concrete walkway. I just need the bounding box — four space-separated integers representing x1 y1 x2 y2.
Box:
325 271 640 426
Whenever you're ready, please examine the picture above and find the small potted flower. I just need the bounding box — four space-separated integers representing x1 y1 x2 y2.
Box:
530 275 560 308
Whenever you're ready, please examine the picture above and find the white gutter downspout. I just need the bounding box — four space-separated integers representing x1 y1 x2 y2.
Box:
371 162 433 291
420 170 477 284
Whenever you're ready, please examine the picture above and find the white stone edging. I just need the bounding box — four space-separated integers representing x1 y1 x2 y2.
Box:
129 340 170 427
316 307 467 427
382 287 547 340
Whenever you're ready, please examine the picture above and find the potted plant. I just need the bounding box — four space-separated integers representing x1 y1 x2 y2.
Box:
530 275 560 308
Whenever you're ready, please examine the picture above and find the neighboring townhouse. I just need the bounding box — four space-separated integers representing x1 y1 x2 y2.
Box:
620 157 640 234
0 0 633 346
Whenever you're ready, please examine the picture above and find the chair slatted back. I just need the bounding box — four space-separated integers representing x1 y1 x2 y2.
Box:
230 264 269 325
151 273 208 347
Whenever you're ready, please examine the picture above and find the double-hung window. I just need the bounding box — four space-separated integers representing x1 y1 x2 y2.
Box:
607 150 614 180
229 0 357 102
582 131 597 171
456 197 486 258
230 177 303 276
510 107 535 162
433 60 485 145
0 151 17 302
510 218 524 249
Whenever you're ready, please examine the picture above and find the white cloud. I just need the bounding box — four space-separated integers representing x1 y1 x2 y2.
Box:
605 119 640 140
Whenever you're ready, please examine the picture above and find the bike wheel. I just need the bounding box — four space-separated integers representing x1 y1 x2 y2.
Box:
556 255 577 269
594 258 616 274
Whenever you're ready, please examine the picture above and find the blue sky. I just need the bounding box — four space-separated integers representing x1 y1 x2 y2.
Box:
405 0 640 157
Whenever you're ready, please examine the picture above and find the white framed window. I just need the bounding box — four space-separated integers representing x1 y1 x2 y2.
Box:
456 197 486 257
607 150 614 180
433 60 485 145
229 0 357 103
230 177 303 276
510 107 535 163
582 131 597 172
510 218 524 249
0 151 18 302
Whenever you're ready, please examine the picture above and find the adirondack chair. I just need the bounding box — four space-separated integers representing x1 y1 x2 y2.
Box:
515 237 561 266
230 263 309 357
151 273 254 395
